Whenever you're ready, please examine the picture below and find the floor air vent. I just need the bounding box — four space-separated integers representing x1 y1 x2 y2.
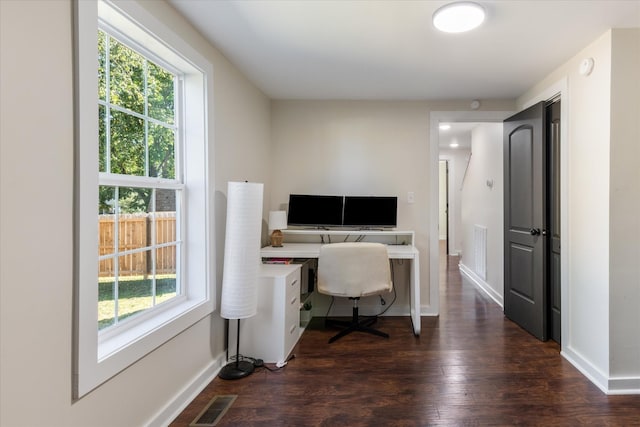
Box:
189 395 237 427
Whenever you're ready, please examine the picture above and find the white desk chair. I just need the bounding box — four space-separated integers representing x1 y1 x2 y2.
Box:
317 242 393 343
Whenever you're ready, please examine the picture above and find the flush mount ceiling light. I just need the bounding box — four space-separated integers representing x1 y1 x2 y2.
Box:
433 2 486 33
439 123 451 130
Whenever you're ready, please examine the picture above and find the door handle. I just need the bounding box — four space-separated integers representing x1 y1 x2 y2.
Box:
530 228 541 236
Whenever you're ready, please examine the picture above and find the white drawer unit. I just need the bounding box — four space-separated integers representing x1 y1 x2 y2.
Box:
229 263 303 365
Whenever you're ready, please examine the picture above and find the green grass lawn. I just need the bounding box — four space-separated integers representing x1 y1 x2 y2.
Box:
98 276 177 329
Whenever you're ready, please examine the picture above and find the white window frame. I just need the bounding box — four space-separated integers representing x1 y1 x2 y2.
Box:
74 0 214 398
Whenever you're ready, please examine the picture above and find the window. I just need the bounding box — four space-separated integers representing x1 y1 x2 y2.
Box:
98 29 182 331
74 0 214 398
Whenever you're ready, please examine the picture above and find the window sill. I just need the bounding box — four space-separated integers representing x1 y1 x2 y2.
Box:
98 295 209 361
77 295 214 398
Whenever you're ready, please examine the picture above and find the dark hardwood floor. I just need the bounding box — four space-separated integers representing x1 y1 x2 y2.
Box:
171 250 640 426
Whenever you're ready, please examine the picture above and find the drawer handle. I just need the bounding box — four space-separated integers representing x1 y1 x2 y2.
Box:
289 324 297 335
290 296 297 305
290 279 298 287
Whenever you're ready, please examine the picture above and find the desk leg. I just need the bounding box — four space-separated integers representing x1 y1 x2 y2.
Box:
410 253 421 335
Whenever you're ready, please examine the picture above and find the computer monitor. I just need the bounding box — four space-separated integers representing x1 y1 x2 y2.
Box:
287 194 344 227
342 196 397 228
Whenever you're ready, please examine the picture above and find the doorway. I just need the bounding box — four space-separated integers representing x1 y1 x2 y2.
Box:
429 111 514 316
430 81 568 349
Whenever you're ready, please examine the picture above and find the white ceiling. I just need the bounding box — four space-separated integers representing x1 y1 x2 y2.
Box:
168 0 639 100
438 122 480 149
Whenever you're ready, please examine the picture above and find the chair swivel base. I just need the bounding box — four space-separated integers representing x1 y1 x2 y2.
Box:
325 306 389 343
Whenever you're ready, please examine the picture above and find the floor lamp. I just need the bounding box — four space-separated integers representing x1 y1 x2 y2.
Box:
219 181 263 380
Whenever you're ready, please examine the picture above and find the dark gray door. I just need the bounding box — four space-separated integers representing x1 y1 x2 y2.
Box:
547 100 561 343
504 102 547 341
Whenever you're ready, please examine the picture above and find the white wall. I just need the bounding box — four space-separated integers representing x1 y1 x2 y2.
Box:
459 124 504 305
271 101 429 313
518 28 640 393
0 1 271 425
608 29 640 383
439 147 470 256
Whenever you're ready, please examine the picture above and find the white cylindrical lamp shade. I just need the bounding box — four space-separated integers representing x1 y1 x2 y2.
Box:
220 181 264 320
268 210 287 230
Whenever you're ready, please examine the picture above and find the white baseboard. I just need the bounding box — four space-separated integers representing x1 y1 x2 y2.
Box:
607 377 640 394
326 304 438 317
147 351 228 427
459 262 503 307
561 347 609 393
562 347 640 395
320 292 439 318
420 305 439 316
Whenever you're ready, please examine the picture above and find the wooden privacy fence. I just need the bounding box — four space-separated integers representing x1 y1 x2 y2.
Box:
99 212 176 278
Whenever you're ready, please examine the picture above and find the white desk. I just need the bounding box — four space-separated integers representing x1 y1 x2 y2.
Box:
260 242 421 335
